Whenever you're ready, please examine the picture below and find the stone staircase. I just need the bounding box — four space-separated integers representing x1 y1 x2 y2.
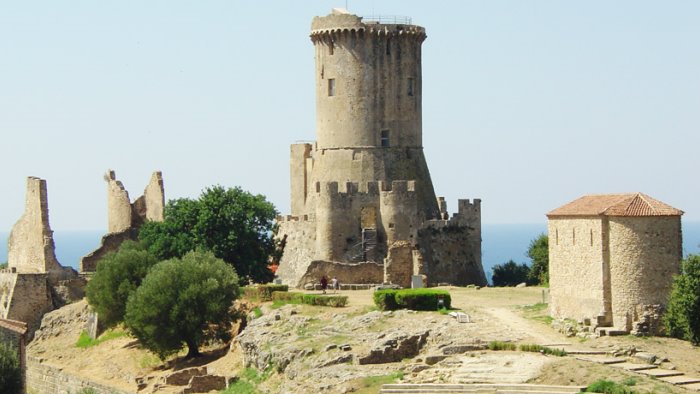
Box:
379 383 587 393
574 354 700 392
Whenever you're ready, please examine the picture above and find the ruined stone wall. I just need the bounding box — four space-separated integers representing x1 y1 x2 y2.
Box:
132 171 165 226
79 229 138 272
26 356 133 394
275 216 317 287
608 216 682 331
548 217 607 324
0 272 53 335
81 171 163 273
8 177 61 274
297 260 383 288
418 199 485 286
105 170 133 234
384 241 414 288
290 143 313 216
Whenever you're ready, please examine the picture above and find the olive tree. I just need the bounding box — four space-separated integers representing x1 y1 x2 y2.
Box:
125 250 240 359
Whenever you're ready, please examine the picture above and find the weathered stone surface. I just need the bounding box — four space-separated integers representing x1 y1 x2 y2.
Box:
357 330 429 365
548 194 682 333
184 375 227 393
79 228 138 272
8 177 61 274
441 344 487 355
275 11 484 289
165 367 207 386
384 241 414 288
81 170 164 272
297 260 383 289
316 353 353 368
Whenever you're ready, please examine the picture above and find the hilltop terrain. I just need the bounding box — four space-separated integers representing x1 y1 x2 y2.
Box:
28 287 700 393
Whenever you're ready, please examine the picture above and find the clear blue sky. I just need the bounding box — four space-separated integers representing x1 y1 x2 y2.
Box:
1 1 698 231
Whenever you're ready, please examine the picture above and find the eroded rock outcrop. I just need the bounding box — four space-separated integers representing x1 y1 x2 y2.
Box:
357 329 429 365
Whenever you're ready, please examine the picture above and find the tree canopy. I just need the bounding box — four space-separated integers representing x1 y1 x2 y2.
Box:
124 250 240 359
0 342 22 393
664 254 700 344
492 260 530 287
527 234 549 285
139 186 278 284
85 241 159 328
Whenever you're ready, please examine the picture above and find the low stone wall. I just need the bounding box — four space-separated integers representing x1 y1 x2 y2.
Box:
297 260 383 288
26 356 134 394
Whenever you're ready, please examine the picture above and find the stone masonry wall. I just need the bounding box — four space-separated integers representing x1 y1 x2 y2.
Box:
8 177 61 274
297 260 383 288
275 217 317 287
548 217 607 324
0 272 53 335
105 170 133 234
26 356 133 394
81 171 164 272
384 241 414 288
608 216 682 331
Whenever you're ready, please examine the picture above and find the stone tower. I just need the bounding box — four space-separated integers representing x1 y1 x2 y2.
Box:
277 10 486 288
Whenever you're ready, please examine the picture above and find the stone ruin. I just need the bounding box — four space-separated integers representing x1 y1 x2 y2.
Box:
1 177 83 336
79 170 164 272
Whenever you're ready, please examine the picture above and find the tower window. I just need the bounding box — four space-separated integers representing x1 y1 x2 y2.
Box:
329 41 334 55
380 129 390 147
386 38 391 55
408 78 415 96
328 79 336 96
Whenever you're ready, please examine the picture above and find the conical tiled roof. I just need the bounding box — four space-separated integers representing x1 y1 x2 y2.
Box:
547 193 683 217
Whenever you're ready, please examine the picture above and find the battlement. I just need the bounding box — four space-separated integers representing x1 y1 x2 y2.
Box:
276 214 316 223
310 10 425 42
457 198 481 216
314 180 417 197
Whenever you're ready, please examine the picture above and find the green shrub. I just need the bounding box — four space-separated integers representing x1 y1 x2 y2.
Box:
492 260 530 286
487 341 516 351
373 289 451 311
395 289 451 310
85 241 159 328
271 291 346 307
664 254 700 344
271 291 303 303
584 379 637 393
301 294 348 307
519 343 566 356
0 342 21 393
373 290 399 311
243 284 289 301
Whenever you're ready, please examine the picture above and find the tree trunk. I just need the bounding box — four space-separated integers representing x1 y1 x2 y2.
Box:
185 339 201 358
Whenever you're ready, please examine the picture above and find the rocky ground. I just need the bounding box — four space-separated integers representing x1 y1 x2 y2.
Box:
27 287 700 393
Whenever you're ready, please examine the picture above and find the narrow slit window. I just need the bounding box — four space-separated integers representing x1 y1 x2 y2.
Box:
408 78 414 96
590 229 594 246
555 229 559 245
380 129 390 147
386 38 391 55
328 78 336 96
572 228 576 245
329 41 334 55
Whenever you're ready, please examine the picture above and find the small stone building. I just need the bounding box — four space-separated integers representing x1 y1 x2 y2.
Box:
547 193 683 334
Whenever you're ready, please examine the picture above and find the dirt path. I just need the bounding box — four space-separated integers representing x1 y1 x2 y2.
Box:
482 306 565 345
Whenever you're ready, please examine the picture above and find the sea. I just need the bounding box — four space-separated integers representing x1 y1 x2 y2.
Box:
2 221 700 284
